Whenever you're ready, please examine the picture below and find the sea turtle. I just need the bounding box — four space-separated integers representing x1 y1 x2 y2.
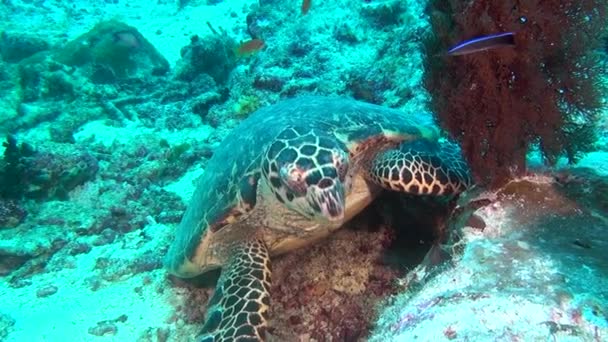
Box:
164 96 471 341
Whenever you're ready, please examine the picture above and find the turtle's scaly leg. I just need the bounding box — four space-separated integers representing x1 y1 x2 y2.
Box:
199 238 271 342
367 139 472 196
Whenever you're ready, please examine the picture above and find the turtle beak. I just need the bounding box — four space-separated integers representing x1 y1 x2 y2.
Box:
311 181 345 222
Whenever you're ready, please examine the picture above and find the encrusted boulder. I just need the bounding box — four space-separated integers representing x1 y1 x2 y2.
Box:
372 169 608 341
54 20 169 83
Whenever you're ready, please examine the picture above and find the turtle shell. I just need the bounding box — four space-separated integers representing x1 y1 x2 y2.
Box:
164 96 439 277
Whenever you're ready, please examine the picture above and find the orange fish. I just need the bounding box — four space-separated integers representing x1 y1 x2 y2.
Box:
235 39 265 57
301 0 311 15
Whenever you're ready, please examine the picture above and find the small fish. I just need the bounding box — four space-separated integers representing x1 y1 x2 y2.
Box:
235 39 266 57
447 32 515 56
301 0 311 15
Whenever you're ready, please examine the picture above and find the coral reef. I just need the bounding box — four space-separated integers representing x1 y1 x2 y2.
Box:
237 0 430 110
23 147 98 200
0 135 33 200
0 199 26 228
0 136 98 201
423 0 608 187
6 19 179 139
174 34 237 84
171 32 241 120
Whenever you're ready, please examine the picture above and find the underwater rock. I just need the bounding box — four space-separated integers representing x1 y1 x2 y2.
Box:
371 171 608 340
0 231 66 280
174 34 237 84
54 20 169 83
346 23 425 107
231 94 262 118
99 138 210 189
0 253 30 277
178 0 217 9
13 102 62 130
0 31 50 63
244 0 293 53
7 99 104 141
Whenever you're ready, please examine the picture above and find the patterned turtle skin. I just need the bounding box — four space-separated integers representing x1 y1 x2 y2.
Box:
164 96 472 341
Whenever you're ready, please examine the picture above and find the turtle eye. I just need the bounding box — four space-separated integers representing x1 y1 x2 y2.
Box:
279 164 308 194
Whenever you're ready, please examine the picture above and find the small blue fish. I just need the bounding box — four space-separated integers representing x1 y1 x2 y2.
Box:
447 32 515 56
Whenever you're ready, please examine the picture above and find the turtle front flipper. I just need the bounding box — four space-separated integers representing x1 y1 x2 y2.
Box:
367 139 472 196
199 238 271 342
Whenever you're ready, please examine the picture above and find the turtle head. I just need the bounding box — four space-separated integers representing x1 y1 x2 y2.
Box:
278 148 348 222
263 128 350 223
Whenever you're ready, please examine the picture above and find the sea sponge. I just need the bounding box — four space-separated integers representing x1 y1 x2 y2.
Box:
423 0 607 188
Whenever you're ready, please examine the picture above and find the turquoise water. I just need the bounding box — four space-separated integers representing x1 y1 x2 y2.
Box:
0 1 607 341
